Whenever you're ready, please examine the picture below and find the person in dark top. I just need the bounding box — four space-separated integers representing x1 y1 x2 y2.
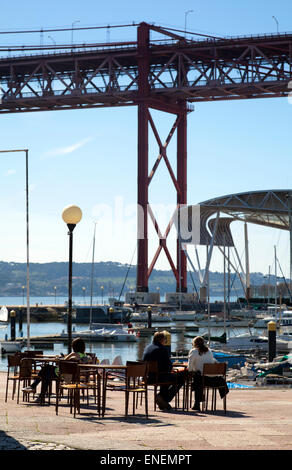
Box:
142 331 185 411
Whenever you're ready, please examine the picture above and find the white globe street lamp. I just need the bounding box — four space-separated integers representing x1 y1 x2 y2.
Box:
62 204 82 353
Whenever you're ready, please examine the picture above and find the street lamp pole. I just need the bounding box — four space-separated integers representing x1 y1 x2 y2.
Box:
0 149 30 348
71 20 80 51
68 225 74 351
184 10 194 37
272 16 279 34
62 205 82 353
48 35 56 46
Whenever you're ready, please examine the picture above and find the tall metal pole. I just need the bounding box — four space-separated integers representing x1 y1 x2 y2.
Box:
227 246 231 319
223 233 226 331
25 149 30 349
207 244 210 343
274 245 277 317
71 20 80 51
244 222 250 302
178 232 182 311
184 10 194 36
268 265 271 304
0 149 30 348
89 222 97 329
272 16 279 34
287 193 292 302
67 224 75 354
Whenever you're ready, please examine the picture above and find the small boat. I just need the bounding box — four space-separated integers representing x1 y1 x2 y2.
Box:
0 306 9 326
0 340 22 354
69 323 137 342
253 316 277 328
63 304 132 324
130 312 171 323
229 308 258 320
277 331 292 343
212 333 289 352
171 349 247 368
253 310 292 328
279 310 292 327
194 314 252 327
170 311 196 321
253 353 292 382
213 350 247 368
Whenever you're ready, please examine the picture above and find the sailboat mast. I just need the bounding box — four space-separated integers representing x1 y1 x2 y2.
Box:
274 245 277 317
244 222 250 303
227 245 231 319
89 223 97 329
223 234 226 335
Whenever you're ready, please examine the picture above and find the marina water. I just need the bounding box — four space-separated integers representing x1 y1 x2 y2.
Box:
0 295 256 372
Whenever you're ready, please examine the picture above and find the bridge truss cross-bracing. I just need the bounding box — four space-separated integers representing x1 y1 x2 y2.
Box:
1 23 292 292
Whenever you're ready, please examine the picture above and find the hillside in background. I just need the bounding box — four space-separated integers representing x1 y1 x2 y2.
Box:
0 260 281 299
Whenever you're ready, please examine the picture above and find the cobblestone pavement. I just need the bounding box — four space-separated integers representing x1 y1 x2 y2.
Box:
0 433 74 451
0 431 74 450
1 371 292 451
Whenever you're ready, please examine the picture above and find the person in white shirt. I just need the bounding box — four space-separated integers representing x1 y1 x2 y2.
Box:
188 336 217 411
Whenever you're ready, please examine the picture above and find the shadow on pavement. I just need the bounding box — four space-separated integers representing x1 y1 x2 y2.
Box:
0 430 27 450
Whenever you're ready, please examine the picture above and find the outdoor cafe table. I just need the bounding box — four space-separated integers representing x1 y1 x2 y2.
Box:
32 355 60 370
33 355 60 363
78 364 127 416
77 363 190 413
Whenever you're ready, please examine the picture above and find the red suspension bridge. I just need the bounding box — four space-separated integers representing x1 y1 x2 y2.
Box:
0 22 292 293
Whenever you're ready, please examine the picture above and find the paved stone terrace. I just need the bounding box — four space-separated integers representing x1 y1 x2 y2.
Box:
0 371 291 451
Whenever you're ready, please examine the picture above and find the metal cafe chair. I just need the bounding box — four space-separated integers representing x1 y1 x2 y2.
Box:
146 360 181 410
79 359 102 410
184 370 196 412
16 358 34 404
102 361 149 418
202 362 228 413
5 353 22 402
125 361 149 418
55 361 101 418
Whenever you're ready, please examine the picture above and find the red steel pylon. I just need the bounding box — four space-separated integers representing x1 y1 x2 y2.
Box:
136 22 189 293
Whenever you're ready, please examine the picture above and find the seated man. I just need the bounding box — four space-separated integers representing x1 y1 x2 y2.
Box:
142 331 185 411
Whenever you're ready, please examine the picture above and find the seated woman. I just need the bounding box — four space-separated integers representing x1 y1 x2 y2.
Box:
188 336 228 411
22 337 91 404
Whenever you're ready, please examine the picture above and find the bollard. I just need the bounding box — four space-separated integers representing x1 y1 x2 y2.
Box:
10 309 16 341
109 307 114 324
268 321 277 362
18 309 23 334
147 306 152 329
163 330 171 357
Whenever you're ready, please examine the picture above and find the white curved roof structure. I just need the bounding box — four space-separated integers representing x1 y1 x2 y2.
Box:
188 189 292 247
199 189 292 230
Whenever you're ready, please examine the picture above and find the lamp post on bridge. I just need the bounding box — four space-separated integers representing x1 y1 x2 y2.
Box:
272 16 279 34
184 10 194 37
71 20 80 51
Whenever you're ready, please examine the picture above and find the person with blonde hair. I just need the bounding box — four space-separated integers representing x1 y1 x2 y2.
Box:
142 331 185 411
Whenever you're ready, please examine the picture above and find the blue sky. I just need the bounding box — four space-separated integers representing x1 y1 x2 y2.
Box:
0 0 292 282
